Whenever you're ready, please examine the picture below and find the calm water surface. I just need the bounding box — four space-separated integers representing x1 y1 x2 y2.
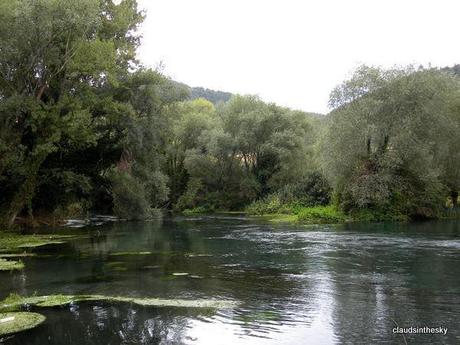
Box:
1 216 459 344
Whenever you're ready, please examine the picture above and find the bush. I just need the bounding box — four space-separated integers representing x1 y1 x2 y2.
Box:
276 172 332 206
246 195 283 215
246 172 332 215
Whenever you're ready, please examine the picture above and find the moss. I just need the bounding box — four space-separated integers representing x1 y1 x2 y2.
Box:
0 294 237 312
0 259 24 271
0 312 46 336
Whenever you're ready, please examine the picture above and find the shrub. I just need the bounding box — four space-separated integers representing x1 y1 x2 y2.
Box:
246 195 283 215
274 172 331 206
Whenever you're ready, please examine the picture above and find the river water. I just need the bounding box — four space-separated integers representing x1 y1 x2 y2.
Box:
1 216 459 344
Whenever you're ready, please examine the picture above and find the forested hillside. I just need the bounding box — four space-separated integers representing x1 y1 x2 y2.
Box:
0 0 459 228
190 87 232 104
171 82 233 105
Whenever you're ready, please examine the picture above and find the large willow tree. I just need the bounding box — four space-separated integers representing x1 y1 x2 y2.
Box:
321 66 460 218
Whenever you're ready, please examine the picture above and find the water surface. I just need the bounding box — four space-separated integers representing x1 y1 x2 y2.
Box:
1 216 459 344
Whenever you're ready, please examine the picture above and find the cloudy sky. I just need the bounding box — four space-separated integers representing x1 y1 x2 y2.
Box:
137 0 460 114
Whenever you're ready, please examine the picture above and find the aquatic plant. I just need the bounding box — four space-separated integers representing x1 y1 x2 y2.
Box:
0 259 24 271
0 294 237 313
0 312 46 336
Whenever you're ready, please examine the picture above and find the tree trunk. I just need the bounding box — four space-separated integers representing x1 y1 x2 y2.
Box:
366 138 371 156
36 83 48 101
4 153 46 228
6 172 39 227
451 191 459 208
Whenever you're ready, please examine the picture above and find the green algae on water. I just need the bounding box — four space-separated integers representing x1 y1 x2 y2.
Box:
0 233 78 252
0 253 36 258
0 294 237 312
109 251 153 256
0 312 46 336
0 259 24 271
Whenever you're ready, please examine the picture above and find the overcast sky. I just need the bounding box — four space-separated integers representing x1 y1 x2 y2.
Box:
137 0 460 114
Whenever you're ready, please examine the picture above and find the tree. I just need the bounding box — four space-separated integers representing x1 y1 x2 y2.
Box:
321 65 459 218
163 98 217 207
0 0 144 226
175 95 315 210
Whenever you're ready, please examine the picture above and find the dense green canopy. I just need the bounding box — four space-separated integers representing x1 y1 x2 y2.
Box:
0 0 458 226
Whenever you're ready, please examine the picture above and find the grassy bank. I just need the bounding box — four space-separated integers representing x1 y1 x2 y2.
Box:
243 194 418 224
249 205 348 224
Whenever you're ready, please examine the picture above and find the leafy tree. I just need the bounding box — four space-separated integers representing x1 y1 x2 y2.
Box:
321 66 459 218
0 0 144 226
176 95 316 210
163 98 217 207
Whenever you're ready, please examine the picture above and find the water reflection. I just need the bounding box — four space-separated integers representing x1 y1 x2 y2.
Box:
1 217 459 344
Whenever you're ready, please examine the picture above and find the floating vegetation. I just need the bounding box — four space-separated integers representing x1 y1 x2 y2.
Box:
0 233 78 253
185 254 213 258
172 272 189 276
0 294 237 312
0 253 36 258
0 312 46 336
109 251 153 256
0 259 24 271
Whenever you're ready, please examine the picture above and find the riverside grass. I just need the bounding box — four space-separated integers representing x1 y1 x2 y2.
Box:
250 205 348 224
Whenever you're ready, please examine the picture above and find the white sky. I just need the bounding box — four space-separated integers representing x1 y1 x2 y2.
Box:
137 0 460 114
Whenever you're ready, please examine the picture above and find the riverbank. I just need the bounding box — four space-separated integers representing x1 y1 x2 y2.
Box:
183 204 460 225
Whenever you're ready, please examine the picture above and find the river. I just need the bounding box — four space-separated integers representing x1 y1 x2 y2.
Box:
1 216 459 344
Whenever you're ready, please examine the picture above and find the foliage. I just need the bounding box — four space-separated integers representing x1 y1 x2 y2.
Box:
109 170 152 220
246 171 331 215
0 0 146 226
190 87 232 104
1 1 459 225
173 95 316 211
320 66 460 219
